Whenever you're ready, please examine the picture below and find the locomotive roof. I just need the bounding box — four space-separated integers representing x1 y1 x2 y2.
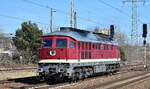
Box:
43 27 118 45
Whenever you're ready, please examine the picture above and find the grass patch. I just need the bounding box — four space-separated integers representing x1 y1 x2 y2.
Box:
0 71 36 80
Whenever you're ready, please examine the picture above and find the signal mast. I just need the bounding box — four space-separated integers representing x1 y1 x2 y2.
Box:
142 24 148 69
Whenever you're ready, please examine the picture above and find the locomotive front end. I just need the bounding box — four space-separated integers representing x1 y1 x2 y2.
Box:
37 36 72 81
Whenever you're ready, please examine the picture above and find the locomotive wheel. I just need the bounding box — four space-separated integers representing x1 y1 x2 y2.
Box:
46 73 64 83
88 67 94 77
70 68 80 82
81 67 88 80
58 73 65 82
69 67 94 83
36 73 45 81
70 73 79 82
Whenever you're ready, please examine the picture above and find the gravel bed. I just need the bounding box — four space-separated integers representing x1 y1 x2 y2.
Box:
118 76 150 89
56 71 144 89
0 82 27 89
0 71 146 89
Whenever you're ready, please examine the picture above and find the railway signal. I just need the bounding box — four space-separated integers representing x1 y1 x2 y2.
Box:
110 25 114 39
143 40 146 45
142 24 148 69
142 24 147 38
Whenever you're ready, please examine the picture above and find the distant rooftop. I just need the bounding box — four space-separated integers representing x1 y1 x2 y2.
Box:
0 33 15 38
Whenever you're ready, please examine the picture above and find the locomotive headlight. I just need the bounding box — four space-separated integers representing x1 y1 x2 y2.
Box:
49 50 56 56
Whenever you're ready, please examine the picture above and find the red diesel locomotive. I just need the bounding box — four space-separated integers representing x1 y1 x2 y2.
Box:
37 27 120 81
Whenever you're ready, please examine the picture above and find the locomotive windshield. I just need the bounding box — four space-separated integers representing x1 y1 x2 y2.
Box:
43 39 52 47
56 39 67 47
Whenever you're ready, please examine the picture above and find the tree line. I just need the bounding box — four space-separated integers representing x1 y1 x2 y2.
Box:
2 21 145 64
13 21 42 64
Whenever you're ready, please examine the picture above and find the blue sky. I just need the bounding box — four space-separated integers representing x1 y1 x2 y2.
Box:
0 0 149 43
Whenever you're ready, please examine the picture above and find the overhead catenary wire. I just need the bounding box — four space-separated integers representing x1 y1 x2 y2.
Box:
79 3 128 25
97 0 130 17
97 0 143 23
0 14 49 25
23 0 107 27
0 14 61 33
23 0 69 16
0 14 60 29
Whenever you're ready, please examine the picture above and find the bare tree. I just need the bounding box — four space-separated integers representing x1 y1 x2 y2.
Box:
114 31 129 46
0 28 4 37
115 31 144 62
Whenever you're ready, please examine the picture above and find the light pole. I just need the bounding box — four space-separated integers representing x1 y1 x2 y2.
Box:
50 8 56 33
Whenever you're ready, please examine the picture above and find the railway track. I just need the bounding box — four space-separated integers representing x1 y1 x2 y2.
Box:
0 64 140 72
8 65 149 89
0 64 149 89
0 67 36 72
84 71 150 89
15 71 149 89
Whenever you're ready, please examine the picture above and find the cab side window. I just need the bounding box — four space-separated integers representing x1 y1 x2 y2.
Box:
78 42 80 49
70 41 75 48
56 39 67 47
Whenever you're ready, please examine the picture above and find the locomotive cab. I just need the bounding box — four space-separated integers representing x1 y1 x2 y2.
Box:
38 36 77 81
39 36 76 61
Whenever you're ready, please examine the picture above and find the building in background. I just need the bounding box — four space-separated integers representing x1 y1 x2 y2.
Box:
0 33 15 59
94 28 110 35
